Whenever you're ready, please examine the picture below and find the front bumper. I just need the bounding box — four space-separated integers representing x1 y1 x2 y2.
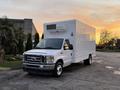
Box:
23 63 55 71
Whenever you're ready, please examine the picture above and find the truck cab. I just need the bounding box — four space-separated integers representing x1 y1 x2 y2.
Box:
23 38 73 77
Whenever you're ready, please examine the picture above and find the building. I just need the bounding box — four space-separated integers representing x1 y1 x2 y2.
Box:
0 18 37 40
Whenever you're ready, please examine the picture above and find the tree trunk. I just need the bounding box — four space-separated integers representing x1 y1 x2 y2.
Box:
0 48 5 64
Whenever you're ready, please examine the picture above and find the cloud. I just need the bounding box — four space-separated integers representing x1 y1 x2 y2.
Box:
0 0 120 38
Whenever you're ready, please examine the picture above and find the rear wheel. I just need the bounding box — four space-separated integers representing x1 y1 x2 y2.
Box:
84 55 92 65
53 61 63 77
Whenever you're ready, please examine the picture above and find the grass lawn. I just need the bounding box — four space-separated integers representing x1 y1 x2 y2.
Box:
0 55 22 70
0 61 22 70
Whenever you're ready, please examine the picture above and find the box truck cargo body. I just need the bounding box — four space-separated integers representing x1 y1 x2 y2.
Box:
23 20 96 77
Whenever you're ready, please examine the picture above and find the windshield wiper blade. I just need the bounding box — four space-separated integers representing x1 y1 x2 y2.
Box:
44 47 55 49
35 47 58 49
35 47 43 49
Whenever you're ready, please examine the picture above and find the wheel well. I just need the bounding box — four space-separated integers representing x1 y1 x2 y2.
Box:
89 54 92 59
89 54 92 57
56 59 64 65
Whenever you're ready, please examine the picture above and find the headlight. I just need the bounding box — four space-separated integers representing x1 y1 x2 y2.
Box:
45 56 54 63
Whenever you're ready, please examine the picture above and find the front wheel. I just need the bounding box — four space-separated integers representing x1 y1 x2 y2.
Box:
53 62 63 77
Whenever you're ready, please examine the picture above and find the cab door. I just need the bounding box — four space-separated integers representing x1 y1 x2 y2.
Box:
63 39 73 67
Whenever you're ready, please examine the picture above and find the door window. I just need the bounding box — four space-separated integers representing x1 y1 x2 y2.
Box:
64 39 70 50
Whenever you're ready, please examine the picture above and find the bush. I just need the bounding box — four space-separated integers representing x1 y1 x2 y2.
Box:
5 55 22 61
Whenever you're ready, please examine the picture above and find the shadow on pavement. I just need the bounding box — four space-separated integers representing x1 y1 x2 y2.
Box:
23 62 94 79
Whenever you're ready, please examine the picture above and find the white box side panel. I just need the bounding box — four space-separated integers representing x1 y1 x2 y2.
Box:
43 19 96 63
73 20 96 63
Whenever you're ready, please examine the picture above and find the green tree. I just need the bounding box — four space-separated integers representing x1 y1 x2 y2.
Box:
107 38 116 50
17 37 24 54
0 17 17 55
34 32 39 48
25 33 32 51
15 27 25 54
116 39 120 49
99 31 111 45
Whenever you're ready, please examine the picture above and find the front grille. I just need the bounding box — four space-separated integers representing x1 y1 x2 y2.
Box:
24 55 46 63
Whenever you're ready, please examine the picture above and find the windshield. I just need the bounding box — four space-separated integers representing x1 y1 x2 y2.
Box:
35 38 64 49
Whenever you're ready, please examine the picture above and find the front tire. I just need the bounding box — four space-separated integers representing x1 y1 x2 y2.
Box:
27 72 34 75
84 55 92 65
53 62 63 77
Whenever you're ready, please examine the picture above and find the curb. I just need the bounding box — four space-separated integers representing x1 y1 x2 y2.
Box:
0 70 23 83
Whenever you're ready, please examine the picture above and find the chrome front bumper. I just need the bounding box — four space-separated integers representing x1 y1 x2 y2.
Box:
23 63 55 71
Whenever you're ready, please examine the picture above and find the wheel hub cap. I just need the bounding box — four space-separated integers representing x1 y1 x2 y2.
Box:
57 65 62 75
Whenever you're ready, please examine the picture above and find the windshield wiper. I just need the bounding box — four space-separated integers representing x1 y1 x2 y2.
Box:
35 47 58 49
35 47 43 49
43 47 57 49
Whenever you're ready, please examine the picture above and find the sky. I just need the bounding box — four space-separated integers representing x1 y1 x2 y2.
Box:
0 0 120 43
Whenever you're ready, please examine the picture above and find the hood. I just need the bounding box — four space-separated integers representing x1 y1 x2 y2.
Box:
23 49 61 56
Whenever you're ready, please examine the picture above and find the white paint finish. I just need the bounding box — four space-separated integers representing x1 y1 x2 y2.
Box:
24 19 96 67
44 19 96 64
24 49 61 56
23 49 65 64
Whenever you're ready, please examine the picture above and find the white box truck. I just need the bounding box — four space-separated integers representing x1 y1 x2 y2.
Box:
23 20 96 77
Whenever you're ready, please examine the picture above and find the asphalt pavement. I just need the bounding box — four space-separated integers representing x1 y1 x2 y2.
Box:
0 52 120 90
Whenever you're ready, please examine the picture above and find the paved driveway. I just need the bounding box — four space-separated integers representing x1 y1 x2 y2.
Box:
0 52 120 90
